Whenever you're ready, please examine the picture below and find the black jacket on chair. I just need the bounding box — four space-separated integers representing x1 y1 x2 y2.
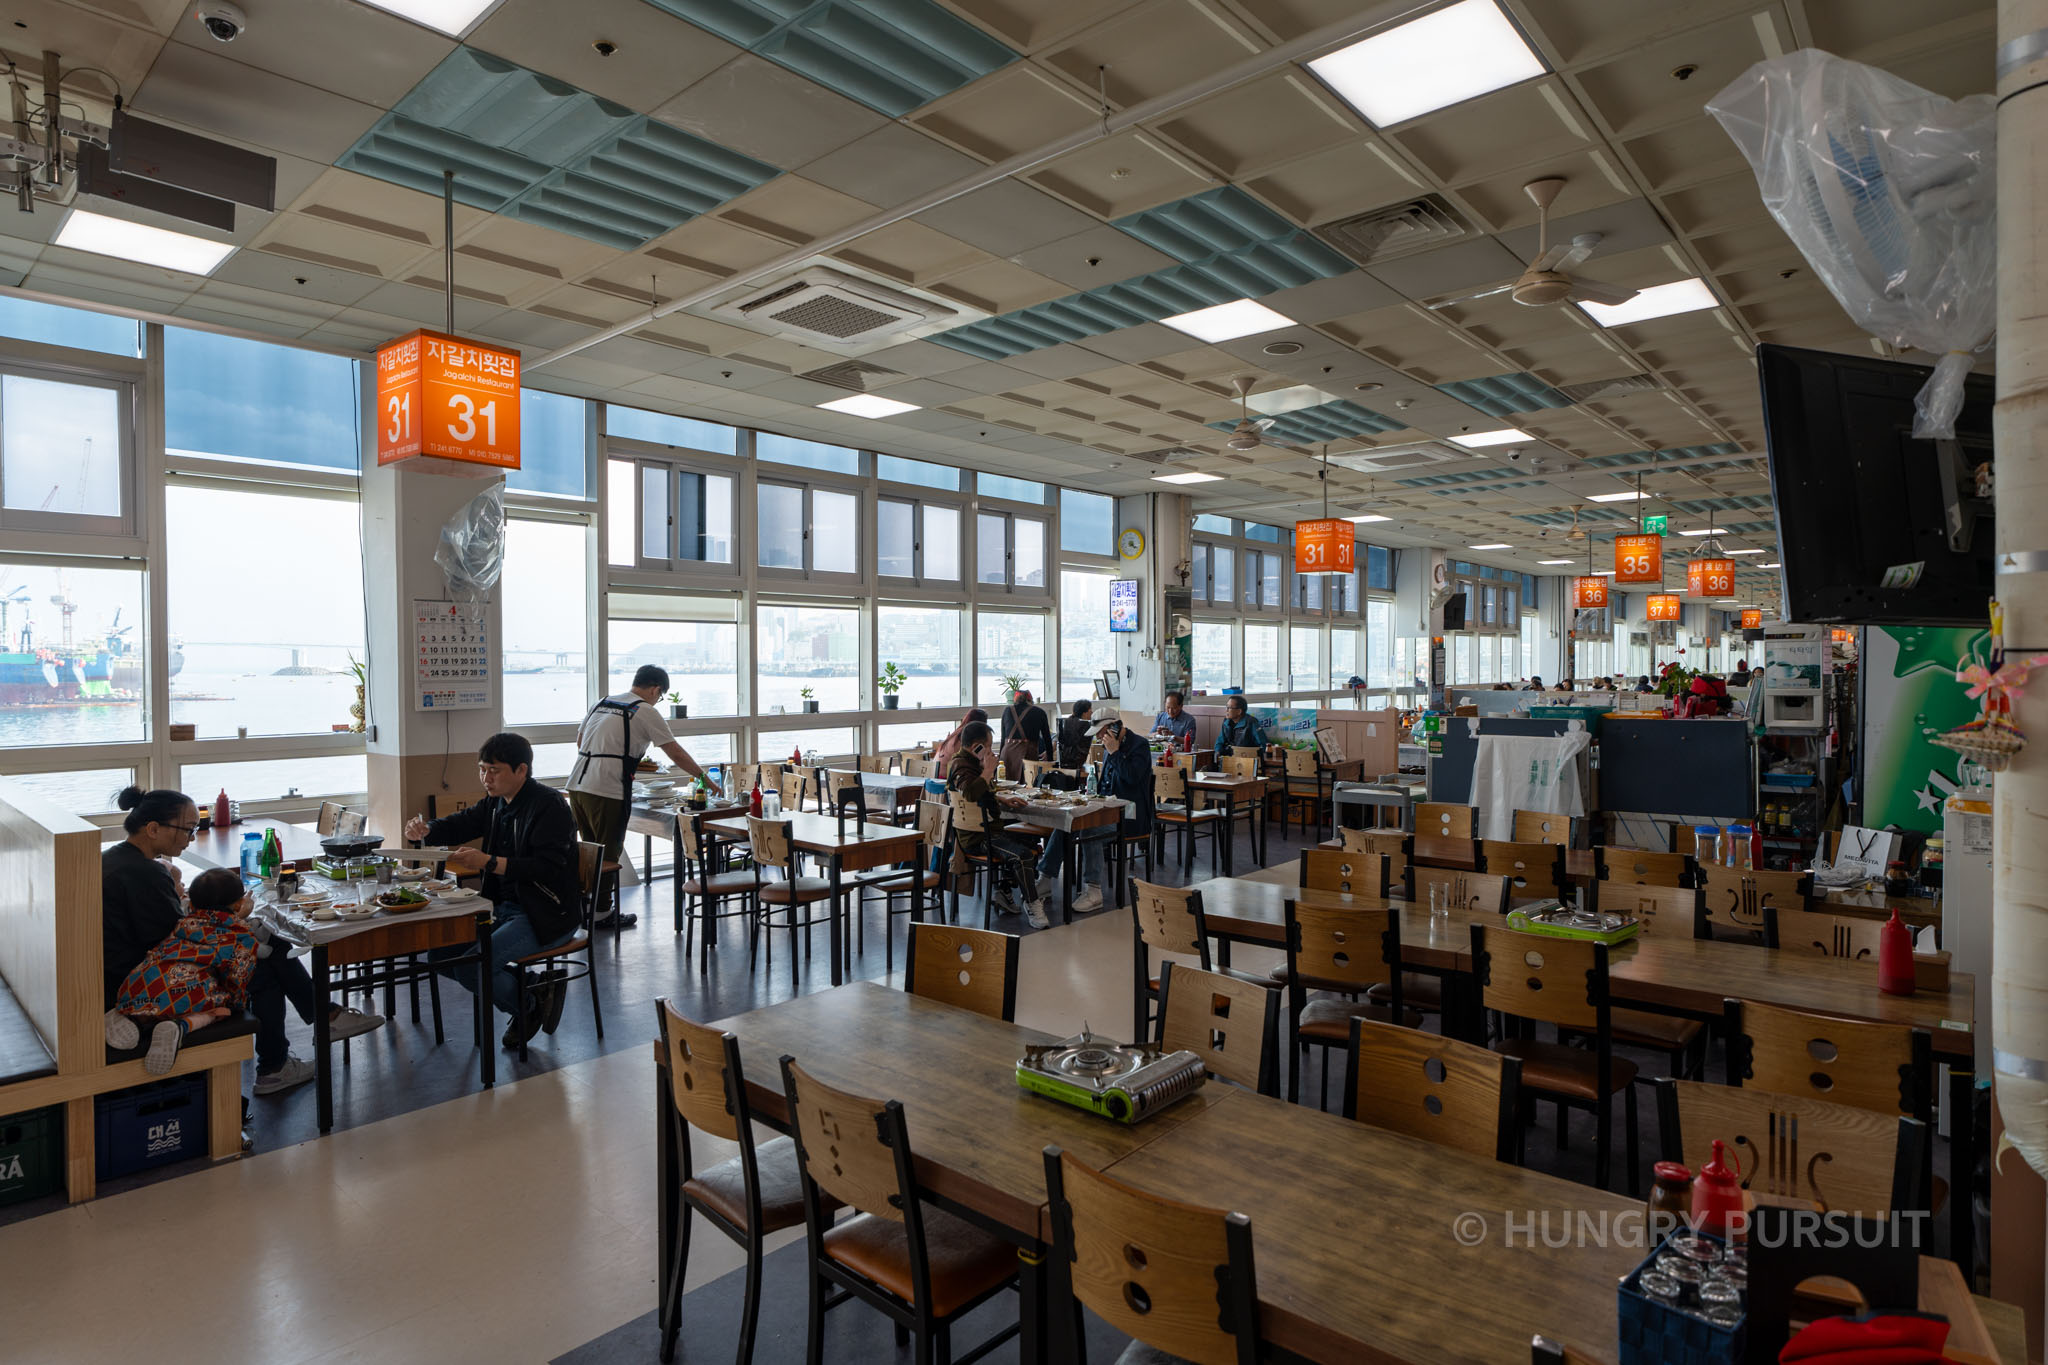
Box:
424 780 582 943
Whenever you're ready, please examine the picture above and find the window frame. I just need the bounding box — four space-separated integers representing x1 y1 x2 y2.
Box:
875 486 965 590
972 500 1051 599
755 469 866 588
0 350 141 542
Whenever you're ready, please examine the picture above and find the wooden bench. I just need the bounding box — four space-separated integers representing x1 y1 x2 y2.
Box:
0 782 250 1201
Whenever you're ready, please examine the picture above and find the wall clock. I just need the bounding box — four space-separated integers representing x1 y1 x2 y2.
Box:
1118 528 1146 559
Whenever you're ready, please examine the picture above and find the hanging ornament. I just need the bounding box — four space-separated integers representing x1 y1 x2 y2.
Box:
1931 599 2046 771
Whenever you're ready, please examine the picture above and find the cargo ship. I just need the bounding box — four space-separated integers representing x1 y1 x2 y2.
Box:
0 609 181 705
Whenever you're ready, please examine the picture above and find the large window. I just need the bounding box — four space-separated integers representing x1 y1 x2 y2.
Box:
976 512 1046 592
1193 621 1233 692
1290 627 1322 691
877 454 958 490
1059 489 1114 556
877 605 960 710
2 766 135 815
606 403 736 454
1244 623 1281 692
1059 569 1114 701
167 486 363 738
164 328 357 474
1 367 134 536
977 473 1044 504
611 457 735 569
976 611 1045 704
0 296 140 357
182 754 367 802
758 726 858 761
502 518 589 725
759 481 857 578
758 604 860 713
0 562 147 748
1366 601 1393 688
758 432 859 476
608 612 738 716
1331 627 1359 697
1522 612 1542 682
512 389 589 497
877 497 959 583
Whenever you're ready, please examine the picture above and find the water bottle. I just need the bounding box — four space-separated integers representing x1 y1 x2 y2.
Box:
707 764 722 796
240 832 263 885
763 787 781 819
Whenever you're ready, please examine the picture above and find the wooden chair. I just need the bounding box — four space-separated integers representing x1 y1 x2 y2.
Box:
1577 882 1708 1080
676 815 759 971
725 763 760 802
777 767 807 815
782 1059 1020 1365
1041 1147 1260 1365
1299 848 1390 899
1416 801 1475 840
1511 810 1572 845
1344 1017 1522 1164
901 755 933 780
1155 961 1281 1095
1152 764 1223 878
1339 828 1408 891
1129 879 1217 1045
1595 846 1692 888
1741 1205 1923 1365
860 800 954 973
1655 1077 1930 1218
745 817 832 989
859 753 897 775
1282 897 1408 1109
1408 867 1511 916
1781 909 1884 962
946 792 1027 930
1218 753 1259 779
1473 923 1639 1193
903 921 1018 1022
1697 865 1810 946
1479 840 1566 901
827 768 896 826
1725 999 1935 1126
505 841 604 1061
1279 747 1332 843
655 1000 827 1365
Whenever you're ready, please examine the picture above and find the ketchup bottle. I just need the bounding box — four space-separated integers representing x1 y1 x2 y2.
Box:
1878 907 1916 995
213 789 231 829
1690 1139 1746 1242
748 771 764 819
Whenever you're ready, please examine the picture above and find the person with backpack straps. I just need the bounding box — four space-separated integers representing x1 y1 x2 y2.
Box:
566 665 721 929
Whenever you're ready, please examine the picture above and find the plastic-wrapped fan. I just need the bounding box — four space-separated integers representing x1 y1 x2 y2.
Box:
435 482 505 603
1706 49 1996 437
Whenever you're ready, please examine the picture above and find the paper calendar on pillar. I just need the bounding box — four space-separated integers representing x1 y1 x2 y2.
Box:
413 599 491 711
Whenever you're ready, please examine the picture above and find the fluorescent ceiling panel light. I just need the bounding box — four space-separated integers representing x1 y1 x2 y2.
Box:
1538 559 1575 565
1345 513 1391 523
1586 490 1646 503
351 0 498 35
1676 528 1717 537
1580 278 1719 327
1307 0 1544 127
817 394 920 419
1245 384 1340 416
1153 471 1223 484
1592 569 1615 576
1449 428 1529 449
54 208 232 275
1727 548 1767 555
1759 562 1781 568
1469 543 1511 550
1160 298 1293 343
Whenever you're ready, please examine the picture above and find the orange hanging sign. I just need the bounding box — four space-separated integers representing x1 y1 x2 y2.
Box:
1293 519 1355 574
1573 575 1609 609
1740 608 1763 629
376 329 522 469
1686 556 1735 598
1647 593 1682 622
1613 533 1662 585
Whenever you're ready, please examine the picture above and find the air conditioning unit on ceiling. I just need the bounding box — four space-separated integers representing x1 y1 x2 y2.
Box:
706 263 979 351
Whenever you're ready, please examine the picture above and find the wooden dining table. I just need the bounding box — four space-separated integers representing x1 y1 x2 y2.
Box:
184 816 333 872
665 982 2002 1364
703 811 922 985
1186 771 1268 873
629 799 746 931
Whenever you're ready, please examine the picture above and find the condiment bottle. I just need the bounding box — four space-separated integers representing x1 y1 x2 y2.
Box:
1645 1161 1692 1241
1878 906 1916 995
1690 1139 1745 1242
749 771 764 819
214 789 232 829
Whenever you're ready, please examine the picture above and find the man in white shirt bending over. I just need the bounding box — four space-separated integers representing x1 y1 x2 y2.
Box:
567 665 721 928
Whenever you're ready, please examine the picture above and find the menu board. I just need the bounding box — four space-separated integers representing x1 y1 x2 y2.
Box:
1109 578 1139 632
413 599 491 711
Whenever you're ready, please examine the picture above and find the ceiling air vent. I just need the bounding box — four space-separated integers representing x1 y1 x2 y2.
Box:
799 359 901 393
1314 195 1470 268
1558 373 1662 403
1326 440 1475 473
711 266 955 346
1126 447 1208 467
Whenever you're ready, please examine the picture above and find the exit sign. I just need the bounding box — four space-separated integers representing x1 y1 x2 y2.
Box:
1641 514 1668 535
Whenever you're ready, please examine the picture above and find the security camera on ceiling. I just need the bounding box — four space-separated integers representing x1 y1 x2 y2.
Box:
195 2 247 42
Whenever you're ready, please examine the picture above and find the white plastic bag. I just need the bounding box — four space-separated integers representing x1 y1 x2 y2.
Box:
434 481 505 602
1706 50 1996 437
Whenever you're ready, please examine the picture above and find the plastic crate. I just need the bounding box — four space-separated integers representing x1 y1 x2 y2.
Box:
1617 1231 1744 1365
0 1106 62 1207
94 1074 208 1181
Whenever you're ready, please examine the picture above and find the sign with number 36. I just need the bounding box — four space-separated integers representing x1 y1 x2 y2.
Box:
376 329 522 470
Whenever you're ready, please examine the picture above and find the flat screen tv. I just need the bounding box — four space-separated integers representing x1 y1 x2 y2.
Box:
1758 343 1994 626
1441 591 1468 632
1109 579 1140 632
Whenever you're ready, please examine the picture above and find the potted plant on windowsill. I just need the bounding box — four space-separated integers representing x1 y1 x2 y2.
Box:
347 653 367 733
801 686 818 714
668 691 686 721
877 663 907 710
1001 673 1025 703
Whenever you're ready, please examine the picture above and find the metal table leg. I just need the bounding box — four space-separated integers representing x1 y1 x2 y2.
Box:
828 856 845 987
478 913 495 1088
313 944 333 1132
1949 1063 1975 1279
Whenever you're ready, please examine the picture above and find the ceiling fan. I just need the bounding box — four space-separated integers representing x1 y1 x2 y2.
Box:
1429 178 1640 311
1224 376 1278 451
1564 505 1588 541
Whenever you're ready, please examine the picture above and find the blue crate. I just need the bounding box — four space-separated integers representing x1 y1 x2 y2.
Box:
1617 1231 1743 1365
94 1073 209 1181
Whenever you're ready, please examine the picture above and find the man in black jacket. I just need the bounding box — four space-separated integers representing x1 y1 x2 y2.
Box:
999 689 1053 762
406 733 582 1048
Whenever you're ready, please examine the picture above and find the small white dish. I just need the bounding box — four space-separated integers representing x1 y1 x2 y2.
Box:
434 887 481 902
310 906 338 921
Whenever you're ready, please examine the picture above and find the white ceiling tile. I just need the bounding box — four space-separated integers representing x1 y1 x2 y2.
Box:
800 125 983 212
470 0 741 113
1367 238 1530 303
211 247 384 307
133 40 383 162
165 0 454 109
1007 225 1173 291
654 54 886 170
1076 323 1192 364
911 180 1101 258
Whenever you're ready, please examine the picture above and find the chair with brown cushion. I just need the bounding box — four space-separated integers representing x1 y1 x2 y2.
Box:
746 817 833 989
782 1058 1020 1365
1596 846 1693 888
1156 961 1281 1096
1778 909 1880 961
505 840 605 1061
1340 827 1409 891
946 792 1033 930
1697 865 1810 946
1472 923 1639 1193
1578 881 1709 1080
676 815 760 970
1512 810 1573 845
1283 897 1410 1109
1479 840 1566 901
1041 1146 1261 1365
1129 879 1218 1046
1299 848 1390 899
1280 747 1333 843
1344 1017 1522 1164
860 800 954 973
655 1000 835 1365
903 921 1018 1023
1655 1076 1931 1219
1152 764 1223 878
1416 802 1476 840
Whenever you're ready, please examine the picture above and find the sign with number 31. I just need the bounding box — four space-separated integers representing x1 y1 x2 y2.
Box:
375 329 522 470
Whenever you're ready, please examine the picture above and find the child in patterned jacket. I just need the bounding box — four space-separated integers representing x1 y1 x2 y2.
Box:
114 867 259 1076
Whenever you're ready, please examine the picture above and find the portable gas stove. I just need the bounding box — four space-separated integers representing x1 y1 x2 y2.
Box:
1506 901 1641 946
1016 1027 1205 1124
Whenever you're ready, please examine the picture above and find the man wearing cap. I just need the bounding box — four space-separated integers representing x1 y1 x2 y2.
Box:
1037 715 1154 915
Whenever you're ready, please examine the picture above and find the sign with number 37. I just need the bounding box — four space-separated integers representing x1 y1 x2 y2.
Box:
375 329 522 470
